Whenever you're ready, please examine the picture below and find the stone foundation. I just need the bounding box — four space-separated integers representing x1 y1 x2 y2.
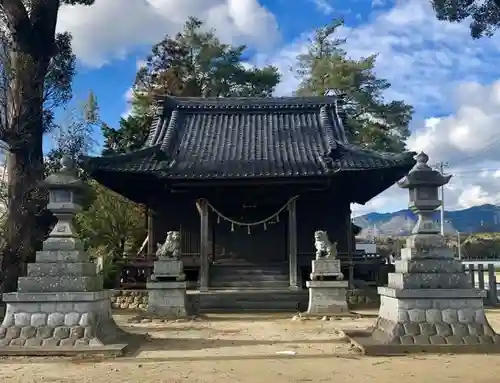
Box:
373 292 500 345
306 280 348 314
0 292 124 349
147 282 188 317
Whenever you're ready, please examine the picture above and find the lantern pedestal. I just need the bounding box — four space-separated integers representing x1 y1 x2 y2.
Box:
306 259 348 315
0 157 128 356
346 153 500 355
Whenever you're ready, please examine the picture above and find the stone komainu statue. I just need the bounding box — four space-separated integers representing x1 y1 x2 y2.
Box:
156 231 181 259
314 230 338 260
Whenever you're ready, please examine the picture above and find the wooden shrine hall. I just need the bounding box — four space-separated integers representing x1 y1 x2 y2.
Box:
82 96 416 310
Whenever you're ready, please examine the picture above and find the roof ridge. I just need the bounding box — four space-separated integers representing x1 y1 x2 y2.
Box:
162 95 339 109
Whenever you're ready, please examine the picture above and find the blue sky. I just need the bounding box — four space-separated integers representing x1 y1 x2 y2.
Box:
54 0 500 215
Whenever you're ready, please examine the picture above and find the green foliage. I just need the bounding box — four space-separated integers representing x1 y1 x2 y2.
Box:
101 17 281 155
432 0 500 38
294 20 413 152
45 91 99 175
135 17 280 102
75 181 146 260
101 114 151 156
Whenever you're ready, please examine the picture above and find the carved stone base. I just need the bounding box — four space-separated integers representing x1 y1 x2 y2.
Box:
0 291 127 355
310 259 343 281
346 288 500 355
153 259 185 281
306 280 348 314
147 281 188 317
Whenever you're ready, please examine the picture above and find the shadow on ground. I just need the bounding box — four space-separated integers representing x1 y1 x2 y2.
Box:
119 328 349 357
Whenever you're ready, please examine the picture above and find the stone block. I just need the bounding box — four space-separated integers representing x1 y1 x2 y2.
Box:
458 308 475 323
395 259 462 274
35 250 88 263
404 234 446 252
153 260 184 278
14 313 31 327
64 313 81 326
69 327 84 339
47 313 65 327
388 272 470 289
408 309 426 323
20 326 37 338
306 280 348 315
30 313 47 327
400 246 453 260
42 237 84 251
425 308 442 323
10 338 26 346
59 338 75 347
147 282 188 317
25 338 43 347
442 309 459 324
42 338 60 347
17 276 102 293
451 323 469 336
27 262 96 277
37 326 54 339
310 259 343 279
53 327 70 340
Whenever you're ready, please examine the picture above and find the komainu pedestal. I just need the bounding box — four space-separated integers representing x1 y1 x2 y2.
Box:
346 152 500 355
147 231 188 317
0 157 127 356
306 235 348 315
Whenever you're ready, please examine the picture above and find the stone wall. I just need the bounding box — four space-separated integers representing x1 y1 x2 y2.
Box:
109 289 381 311
110 290 148 310
347 288 380 308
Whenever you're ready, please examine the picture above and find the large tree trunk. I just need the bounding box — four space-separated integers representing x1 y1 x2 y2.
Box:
1 113 45 293
1 54 48 294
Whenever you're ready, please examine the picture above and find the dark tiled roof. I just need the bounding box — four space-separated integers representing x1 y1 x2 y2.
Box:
83 96 415 179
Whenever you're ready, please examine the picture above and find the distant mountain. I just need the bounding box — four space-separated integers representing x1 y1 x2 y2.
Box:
353 204 500 236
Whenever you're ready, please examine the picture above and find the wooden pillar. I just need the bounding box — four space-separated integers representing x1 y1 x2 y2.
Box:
147 207 154 257
346 208 354 290
288 198 300 290
197 199 210 292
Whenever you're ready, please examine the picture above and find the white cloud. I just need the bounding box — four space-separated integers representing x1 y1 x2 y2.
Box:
311 0 334 15
256 0 500 215
58 0 500 215
57 0 279 67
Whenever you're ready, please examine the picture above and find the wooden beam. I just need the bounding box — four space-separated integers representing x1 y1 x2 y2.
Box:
288 198 300 290
196 199 210 292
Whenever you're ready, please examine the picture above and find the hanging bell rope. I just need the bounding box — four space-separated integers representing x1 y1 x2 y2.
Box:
202 195 299 230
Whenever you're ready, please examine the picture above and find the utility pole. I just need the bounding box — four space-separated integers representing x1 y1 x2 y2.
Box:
434 161 449 235
457 230 461 260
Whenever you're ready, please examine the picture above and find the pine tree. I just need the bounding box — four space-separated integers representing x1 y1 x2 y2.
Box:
295 20 413 152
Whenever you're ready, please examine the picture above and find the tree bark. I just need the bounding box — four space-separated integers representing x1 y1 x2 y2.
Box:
1 55 48 293
1 112 45 293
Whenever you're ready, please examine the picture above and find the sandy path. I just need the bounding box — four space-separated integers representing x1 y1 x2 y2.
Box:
0 311 500 383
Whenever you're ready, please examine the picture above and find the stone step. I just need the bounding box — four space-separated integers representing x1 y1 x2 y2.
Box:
210 274 289 281
209 281 290 288
27 262 97 277
17 276 102 293
210 268 288 273
194 290 308 312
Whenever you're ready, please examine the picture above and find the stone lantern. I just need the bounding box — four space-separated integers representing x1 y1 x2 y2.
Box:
398 152 451 235
42 156 85 251
0 155 127 355
345 152 500 355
